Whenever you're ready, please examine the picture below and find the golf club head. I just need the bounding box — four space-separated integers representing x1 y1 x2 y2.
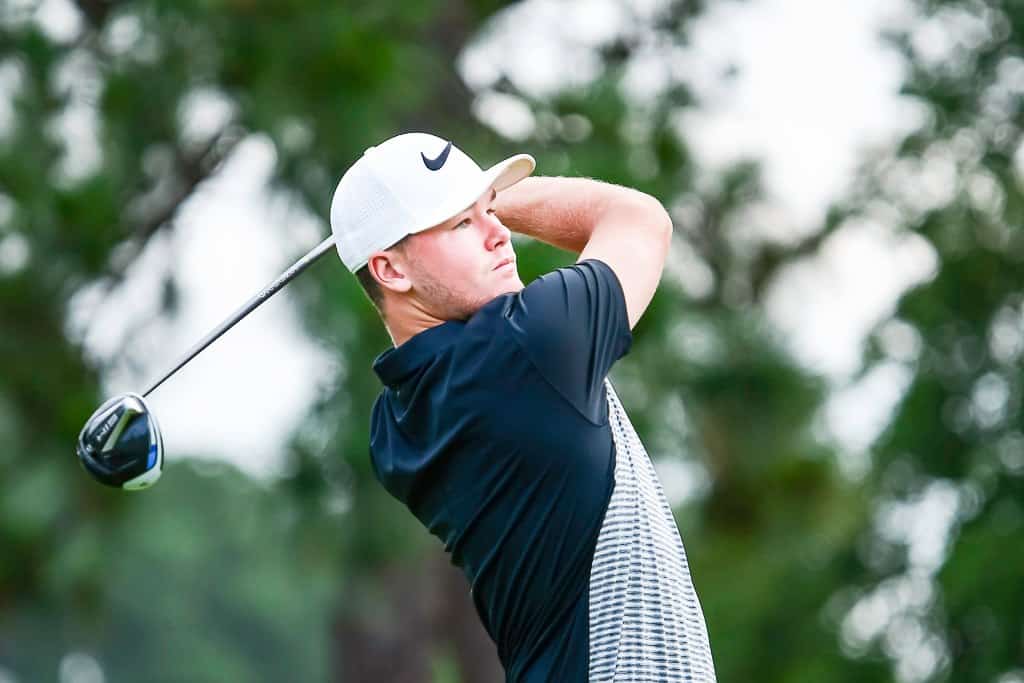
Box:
77 393 164 490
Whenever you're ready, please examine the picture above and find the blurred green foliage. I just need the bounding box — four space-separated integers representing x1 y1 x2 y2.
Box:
0 0 1021 681
6 462 334 681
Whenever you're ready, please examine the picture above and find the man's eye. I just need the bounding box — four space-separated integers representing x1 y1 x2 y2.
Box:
455 219 470 229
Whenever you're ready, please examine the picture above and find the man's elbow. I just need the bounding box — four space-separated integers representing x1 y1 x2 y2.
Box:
637 192 673 246
600 186 674 247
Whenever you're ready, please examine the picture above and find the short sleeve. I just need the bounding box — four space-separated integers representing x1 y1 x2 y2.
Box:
504 258 633 422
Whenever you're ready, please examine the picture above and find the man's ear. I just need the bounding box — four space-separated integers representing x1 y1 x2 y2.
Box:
367 250 412 294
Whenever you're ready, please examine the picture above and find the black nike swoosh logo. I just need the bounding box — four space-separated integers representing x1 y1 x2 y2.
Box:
421 141 452 171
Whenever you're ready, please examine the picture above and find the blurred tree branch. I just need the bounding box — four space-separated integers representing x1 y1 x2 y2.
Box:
72 0 116 29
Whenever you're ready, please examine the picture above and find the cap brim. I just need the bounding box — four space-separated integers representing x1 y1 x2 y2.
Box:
487 153 536 192
408 153 536 237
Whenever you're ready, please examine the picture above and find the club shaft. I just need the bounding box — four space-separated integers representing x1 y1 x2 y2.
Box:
142 235 336 398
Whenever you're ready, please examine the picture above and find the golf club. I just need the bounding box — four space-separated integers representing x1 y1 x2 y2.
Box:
76 235 336 490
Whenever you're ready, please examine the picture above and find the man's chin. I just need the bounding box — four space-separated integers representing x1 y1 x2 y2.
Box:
461 282 524 318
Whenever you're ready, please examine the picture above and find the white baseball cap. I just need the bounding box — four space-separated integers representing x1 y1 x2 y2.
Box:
329 132 535 272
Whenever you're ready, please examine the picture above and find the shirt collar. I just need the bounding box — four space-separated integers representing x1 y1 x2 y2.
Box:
372 320 465 387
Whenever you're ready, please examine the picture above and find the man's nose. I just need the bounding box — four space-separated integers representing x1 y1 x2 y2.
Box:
479 209 510 251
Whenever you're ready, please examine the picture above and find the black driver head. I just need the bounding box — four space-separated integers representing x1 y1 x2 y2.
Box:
77 393 164 490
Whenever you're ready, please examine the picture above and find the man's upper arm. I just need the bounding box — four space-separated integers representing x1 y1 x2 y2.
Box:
505 261 632 420
577 193 672 330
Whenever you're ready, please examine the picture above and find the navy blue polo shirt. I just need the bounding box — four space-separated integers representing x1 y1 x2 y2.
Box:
370 259 632 681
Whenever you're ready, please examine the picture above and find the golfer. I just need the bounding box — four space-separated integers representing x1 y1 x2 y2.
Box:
330 133 716 682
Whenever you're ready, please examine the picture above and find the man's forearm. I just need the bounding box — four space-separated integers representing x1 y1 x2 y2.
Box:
493 176 660 254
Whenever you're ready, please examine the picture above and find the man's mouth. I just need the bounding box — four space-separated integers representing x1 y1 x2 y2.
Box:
493 257 515 271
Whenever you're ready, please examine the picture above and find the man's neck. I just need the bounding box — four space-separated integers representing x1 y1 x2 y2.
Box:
385 303 447 348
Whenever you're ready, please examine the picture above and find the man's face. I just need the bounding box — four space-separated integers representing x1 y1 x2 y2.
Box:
397 187 523 320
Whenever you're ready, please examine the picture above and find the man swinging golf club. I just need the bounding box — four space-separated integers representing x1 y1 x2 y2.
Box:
331 132 717 682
